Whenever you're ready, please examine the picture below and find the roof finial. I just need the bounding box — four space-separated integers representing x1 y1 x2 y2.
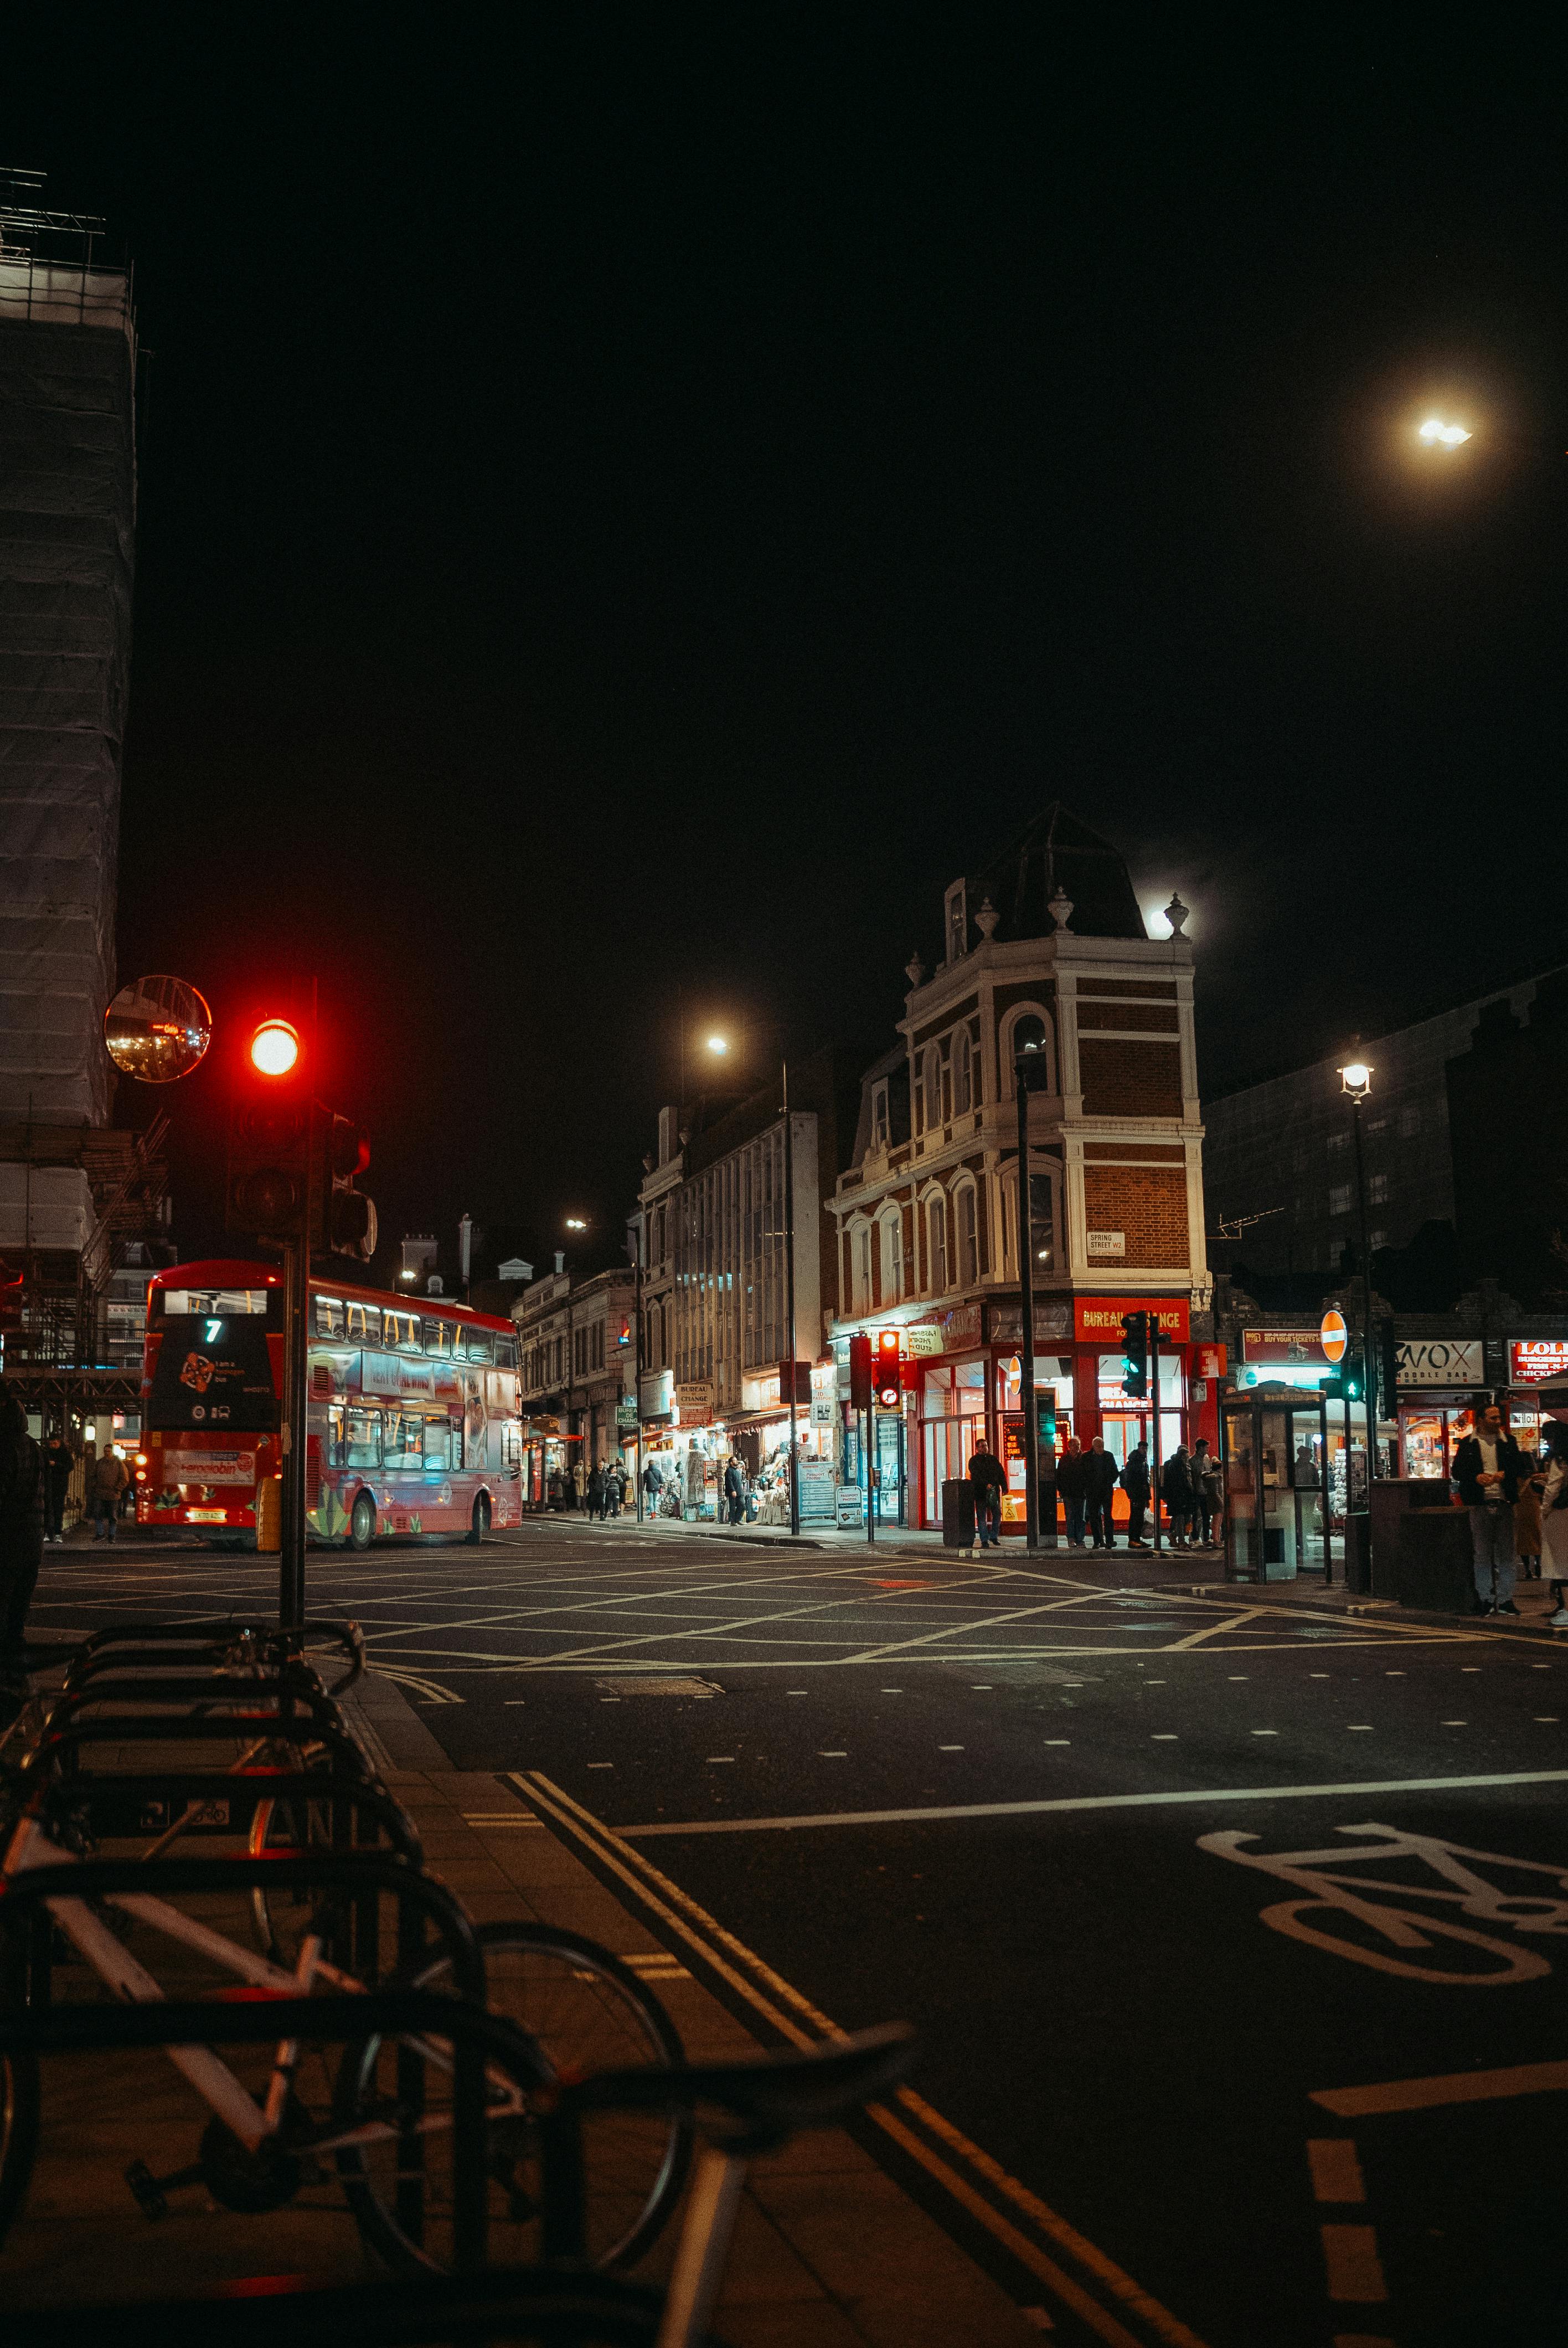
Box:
905 951 926 988
1046 884 1073 933
1164 893 1190 939
974 896 998 941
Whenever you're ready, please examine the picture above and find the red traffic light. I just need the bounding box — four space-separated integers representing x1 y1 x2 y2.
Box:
249 1018 301 1077
874 1327 902 1410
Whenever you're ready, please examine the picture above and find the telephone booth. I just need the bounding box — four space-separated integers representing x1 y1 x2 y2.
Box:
1221 1381 1333 1583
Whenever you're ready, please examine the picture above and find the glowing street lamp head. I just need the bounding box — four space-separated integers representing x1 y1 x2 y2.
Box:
1340 1059 1373 1099
1417 418 1472 448
705 1034 729 1055
565 1216 587 1232
249 1018 301 1077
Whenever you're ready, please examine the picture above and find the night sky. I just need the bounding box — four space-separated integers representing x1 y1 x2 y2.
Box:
11 12 1568 1280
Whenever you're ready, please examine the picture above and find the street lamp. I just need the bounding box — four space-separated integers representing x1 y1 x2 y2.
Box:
704 1026 800 1538
1416 418 1472 449
1013 1017 1054 1554
1338 1058 1379 1535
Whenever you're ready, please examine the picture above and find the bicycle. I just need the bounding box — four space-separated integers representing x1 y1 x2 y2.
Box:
0 1811 692 2272
0 2020 919 2345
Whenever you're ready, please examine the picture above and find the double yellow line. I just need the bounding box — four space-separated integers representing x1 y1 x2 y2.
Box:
509 1768 1210 2348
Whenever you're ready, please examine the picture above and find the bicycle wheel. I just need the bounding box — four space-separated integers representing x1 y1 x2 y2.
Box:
334 1922 693 2273
0 2045 41 2249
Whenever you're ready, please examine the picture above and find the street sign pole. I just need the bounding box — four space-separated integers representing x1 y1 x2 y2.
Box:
279 1203 310 1640
1150 1314 1162 1556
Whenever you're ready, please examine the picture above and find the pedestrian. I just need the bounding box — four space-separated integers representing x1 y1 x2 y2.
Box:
571 1456 587 1511
0 1389 43 1691
547 1465 565 1510
89 1444 127 1542
40 1430 74 1545
641 1460 659 1515
1120 1441 1151 1549
1084 1435 1118 1549
724 1454 745 1525
1055 1436 1088 1548
1539 1422 1568 1630
1192 1438 1222 1550
1160 1444 1195 1549
1514 1450 1542 1579
587 1461 606 1521
1451 1397 1527 1615
605 1462 623 1518
967 1440 1005 1549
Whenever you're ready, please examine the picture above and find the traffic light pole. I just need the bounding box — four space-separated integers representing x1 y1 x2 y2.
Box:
864 1404 876 1544
279 1226 309 1638
1149 1315 1162 1556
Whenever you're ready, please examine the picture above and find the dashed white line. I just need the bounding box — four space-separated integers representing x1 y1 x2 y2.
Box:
938 1744 964 1752
818 1750 848 1758
1152 1734 1178 1741
1252 1729 1280 1737
1347 1725 1374 1732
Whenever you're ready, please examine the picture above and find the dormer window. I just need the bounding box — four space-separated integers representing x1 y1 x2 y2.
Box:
872 1082 890 1147
945 882 967 964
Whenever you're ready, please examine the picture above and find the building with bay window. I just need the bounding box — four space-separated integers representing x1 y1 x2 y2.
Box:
830 804 1215 1531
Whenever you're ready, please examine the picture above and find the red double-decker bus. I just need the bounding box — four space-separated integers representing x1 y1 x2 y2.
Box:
137 1258 523 1547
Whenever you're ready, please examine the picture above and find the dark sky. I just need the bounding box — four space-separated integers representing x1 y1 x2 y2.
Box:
10 11 1568 1279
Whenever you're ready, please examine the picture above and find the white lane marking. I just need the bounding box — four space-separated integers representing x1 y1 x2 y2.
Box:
611 1768 1568 1836
1442 1720 1468 1726
818 1750 848 1758
587 1762 613 1769
706 1756 736 1764
1347 1725 1374 1732
1045 1739 1071 1745
937 1744 964 1752
1535 1716 1560 1723
1152 1734 1178 1742
1252 1729 1280 1737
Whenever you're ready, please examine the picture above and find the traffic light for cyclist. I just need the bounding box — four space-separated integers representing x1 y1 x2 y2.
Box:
848 1332 872 1412
227 1019 312 1240
1120 1310 1148 1400
874 1328 902 1410
317 1113 377 1261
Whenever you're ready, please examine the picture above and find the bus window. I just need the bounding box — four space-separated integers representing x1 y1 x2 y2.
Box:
383 1410 422 1470
501 1422 522 1473
345 1300 383 1345
314 1295 346 1339
333 1406 382 1469
496 1333 518 1370
422 1316 454 1359
383 1308 421 1353
424 1414 453 1471
462 1327 496 1364
159 1288 271 1320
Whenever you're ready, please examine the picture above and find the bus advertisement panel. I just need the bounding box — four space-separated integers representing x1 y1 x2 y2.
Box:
137 1257 522 1546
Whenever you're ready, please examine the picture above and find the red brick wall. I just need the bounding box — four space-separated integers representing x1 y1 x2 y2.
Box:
1082 1165 1188 1268
1078 1036 1182 1117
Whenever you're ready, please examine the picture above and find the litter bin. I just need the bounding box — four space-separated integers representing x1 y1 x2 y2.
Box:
941 1478 976 1549
1394 1507 1474 1612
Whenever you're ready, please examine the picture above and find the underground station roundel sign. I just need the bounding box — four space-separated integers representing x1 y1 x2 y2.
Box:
1319 1308 1349 1364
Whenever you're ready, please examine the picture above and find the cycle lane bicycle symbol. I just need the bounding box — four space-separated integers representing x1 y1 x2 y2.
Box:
1198 1821 1568 1984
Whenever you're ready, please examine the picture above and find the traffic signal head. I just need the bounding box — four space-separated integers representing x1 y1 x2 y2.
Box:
317 1113 376 1259
874 1328 902 1410
1120 1310 1149 1399
848 1332 873 1412
249 1018 301 1077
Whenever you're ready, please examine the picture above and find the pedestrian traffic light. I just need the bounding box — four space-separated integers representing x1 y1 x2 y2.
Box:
1121 1311 1148 1399
227 1019 312 1240
317 1112 376 1260
848 1332 872 1412
874 1328 902 1410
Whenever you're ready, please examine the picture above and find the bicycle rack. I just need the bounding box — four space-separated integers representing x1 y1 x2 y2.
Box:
15 1710 378 1788
0 1979 542 2277
63 1616 365 1693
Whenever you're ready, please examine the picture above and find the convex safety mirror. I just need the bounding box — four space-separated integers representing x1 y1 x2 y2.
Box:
104 975 213 1083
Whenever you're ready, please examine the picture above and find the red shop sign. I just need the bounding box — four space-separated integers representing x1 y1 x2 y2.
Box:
1073 1295 1190 1345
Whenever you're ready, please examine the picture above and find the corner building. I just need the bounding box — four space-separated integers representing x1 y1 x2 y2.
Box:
831 805 1215 1531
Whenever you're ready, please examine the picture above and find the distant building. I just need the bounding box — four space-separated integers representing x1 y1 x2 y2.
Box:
830 804 1214 1531
514 1264 635 1501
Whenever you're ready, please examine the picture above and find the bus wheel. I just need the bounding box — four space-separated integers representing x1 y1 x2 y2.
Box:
467 1494 491 1545
348 1494 376 1552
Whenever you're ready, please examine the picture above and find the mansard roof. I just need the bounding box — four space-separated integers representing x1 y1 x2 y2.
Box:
966 802 1147 944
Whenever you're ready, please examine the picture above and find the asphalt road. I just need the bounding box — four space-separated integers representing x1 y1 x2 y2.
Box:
30 1520 1568 2346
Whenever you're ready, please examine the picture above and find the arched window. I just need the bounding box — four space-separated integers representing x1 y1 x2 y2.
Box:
956 1183 979 1287
854 1223 873 1314
928 1194 948 1295
1000 1005 1056 1095
926 1053 945 1132
912 1052 926 1135
879 1212 903 1305
954 1028 972 1115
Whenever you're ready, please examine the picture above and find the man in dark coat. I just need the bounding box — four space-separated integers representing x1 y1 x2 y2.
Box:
1120 1441 1152 1549
1452 1398 1528 1614
1055 1437 1089 1548
1161 1445 1196 1549
1084 1436 1118 1549
0 1389 44 1689
967 1441 1005 1549
723 1455 745 1525
40 1432 74 1544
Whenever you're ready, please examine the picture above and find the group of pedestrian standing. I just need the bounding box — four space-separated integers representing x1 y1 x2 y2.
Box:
966 1433 1223 1553
1452 1400 1568 1623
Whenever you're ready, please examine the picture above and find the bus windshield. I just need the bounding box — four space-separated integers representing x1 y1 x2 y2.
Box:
148 1312 278 1432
